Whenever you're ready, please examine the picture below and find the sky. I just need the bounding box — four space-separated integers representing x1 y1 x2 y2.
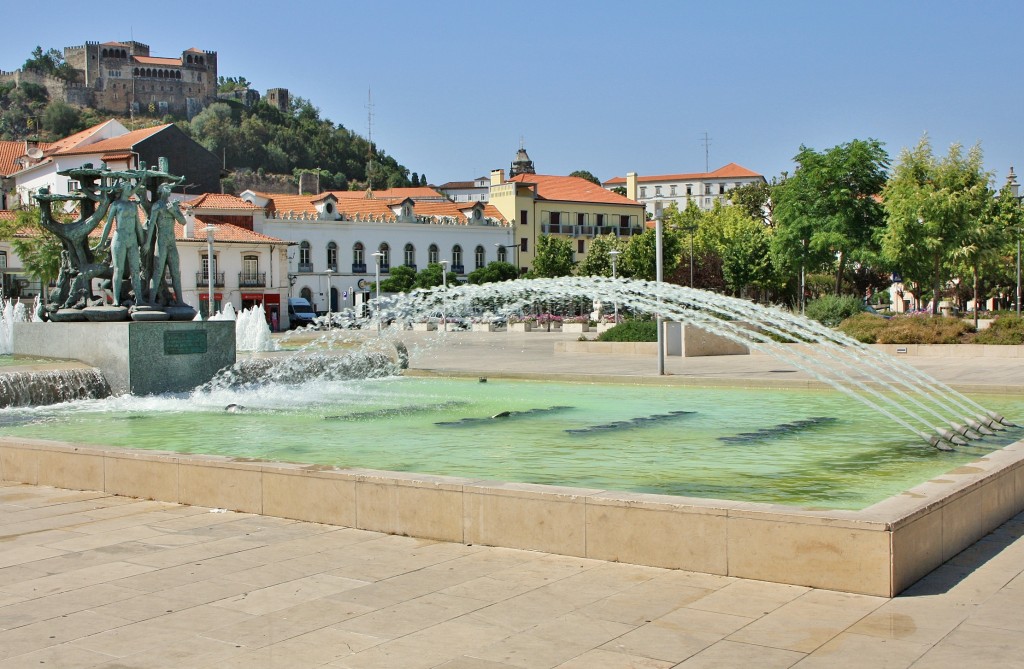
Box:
5 0 1023 186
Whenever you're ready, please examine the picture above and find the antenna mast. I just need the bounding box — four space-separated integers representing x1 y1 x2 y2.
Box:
366 88 375 190
701 131 712 173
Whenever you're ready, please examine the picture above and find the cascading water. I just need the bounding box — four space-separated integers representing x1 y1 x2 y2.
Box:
0 299 31 355
309 276 1013 450
0 368 110 407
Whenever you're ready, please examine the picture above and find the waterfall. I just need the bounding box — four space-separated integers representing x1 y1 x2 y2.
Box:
0 368 111 408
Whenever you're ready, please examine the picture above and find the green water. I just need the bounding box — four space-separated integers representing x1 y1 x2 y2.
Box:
1 376 1019 510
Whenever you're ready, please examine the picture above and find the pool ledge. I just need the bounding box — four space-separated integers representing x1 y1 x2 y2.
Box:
2 435 1023 597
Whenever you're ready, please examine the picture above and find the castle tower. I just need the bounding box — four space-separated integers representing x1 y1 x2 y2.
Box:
266 88 289 113
509 142 535 178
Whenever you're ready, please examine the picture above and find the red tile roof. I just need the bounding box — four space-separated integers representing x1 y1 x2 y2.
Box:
264 194 318 215
482 204 507 223
603 163 763 185
508 174 642 206
0 142 29 176
133 56 182 67
321 190 373 200
0 210 16 222
182 220 285 243
42 120 120 156
371 187 446 200
187 193 260 210
56 124 169 156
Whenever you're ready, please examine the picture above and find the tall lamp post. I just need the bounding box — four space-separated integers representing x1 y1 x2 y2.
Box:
325 268 333 329
655 216 665 375
439 260 449 331
1008 168 1022 318
608 249 621 324
372 251 384 333
205 223 216 319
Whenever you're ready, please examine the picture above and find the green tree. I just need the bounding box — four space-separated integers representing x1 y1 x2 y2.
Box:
42 100 81 137
467 261 519 284
22 46 78 82
727 179 776 227
0 208 63 287
773 139 889 295
414 262 460 289
880 136 993 314
379 264 417 292
575 234 626 277
527 235 575 278
623 226 682 281
569 170 601 186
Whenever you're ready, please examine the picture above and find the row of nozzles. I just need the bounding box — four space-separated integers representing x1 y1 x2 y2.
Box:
928 411 1017 451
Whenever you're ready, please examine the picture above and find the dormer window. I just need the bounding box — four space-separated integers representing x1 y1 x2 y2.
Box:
324 202 334 215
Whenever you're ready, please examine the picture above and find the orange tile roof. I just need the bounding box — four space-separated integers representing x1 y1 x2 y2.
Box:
371 187 446 200
187 193 260 210
101 41 131 47
604 163 763 185
43 120 120 156
0 210 16 222
321 190 373 200
133 56 182 67
55 124 169 156
264 194 318 215
508 174 642 207
333 199 396 217
482 204 507 223
0 142 29 176
181 220 285 244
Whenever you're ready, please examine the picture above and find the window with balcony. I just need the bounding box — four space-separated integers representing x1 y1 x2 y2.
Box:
497 246 507 262
475 245 485 269
404 243 415 268
429 244 439 264
378 243 390 272
240 255 264 287
352 242 366 273
577 213 586 226
326 242 338 271
452 245 463 272
298 241 312 272
704 184 712 195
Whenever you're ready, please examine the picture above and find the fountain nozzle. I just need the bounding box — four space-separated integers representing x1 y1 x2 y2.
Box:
987 411 1017 428
927 433 955 451
966 419 996 436
937 428 968 446
949 422 983 441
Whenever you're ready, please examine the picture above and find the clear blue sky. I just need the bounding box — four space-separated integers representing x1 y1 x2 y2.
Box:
6 0 1023 186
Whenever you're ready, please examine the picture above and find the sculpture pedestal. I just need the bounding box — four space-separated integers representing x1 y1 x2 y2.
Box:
13 321 236 395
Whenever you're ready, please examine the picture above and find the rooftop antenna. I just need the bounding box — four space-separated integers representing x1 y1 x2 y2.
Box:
701 131 712 173
366 87 375 192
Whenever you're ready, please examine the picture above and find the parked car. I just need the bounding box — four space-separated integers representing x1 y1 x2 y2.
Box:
287 297 318 329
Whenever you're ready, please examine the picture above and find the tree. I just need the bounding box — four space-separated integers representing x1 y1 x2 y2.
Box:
467 261 519 284
880 136 992 314
611 186 627 197
575 234 626 277
379 264 417 293
569 170 601 186
527 235 575 278
623 226 682 281
0 208 64 288
414 262 459 289
773 139 889 295
727 179 776 227
22 46 78 82
42 100 81 137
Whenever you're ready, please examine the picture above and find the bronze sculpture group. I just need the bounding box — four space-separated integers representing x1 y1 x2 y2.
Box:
35 160 196 322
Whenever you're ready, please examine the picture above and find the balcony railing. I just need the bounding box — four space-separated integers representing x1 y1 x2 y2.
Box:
404 263 417 271
450 264 465 274
351 263 367 274
238 272 266 288
297 262 314 273
195 272 225 287
378 264 390 274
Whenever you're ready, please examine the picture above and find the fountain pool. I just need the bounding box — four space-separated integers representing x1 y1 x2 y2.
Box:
0 375 1019 510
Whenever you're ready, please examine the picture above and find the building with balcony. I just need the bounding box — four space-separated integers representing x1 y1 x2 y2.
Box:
603 163 765 219
487 169 646 273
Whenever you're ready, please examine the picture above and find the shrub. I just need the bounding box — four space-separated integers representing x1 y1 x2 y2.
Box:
596 320 658 342
837 313 890 344
805 295 864 327
875 315 973 344
972 316 1024 345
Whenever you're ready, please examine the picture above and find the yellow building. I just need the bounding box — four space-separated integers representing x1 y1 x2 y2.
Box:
487 169 645 273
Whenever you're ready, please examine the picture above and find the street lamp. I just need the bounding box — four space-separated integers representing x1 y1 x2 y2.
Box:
205 223 215 319
372 251 384 333
1007 168 1022 318
655 216 665 375
325 268 333 329
608 249 621 325
439 260 449 331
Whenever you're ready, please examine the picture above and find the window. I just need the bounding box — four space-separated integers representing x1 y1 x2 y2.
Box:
497 246 507 262
620 215 630 228
655 186 662 196
596 214 605 227
550 212 561 225
520 210 528 225
67 180 81 192
520 238 528 253
0 251 7 269
577 240 585 254
639 187 647 198
326 242 338 270
299 241 311 270
719 183 726 194
429 244 439 264
353 242 365 265
452 245 463 268
324 202 334 215
576 213 586 226
378 243 390 269
404 243 415 267
243 255 258 278
670 185 677 196
475 245 485 269
686 185 692 196
704 184 712 195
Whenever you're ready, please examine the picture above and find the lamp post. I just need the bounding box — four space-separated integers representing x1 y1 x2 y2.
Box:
205 223 215 319
1008 168 1022 318
608 249 620 325
439 260 449 331
372 251 384 333
655 216 665 375
325 268 333 329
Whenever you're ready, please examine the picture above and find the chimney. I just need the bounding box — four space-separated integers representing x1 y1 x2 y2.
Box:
184 207 195 238
490 169 505 187
626 172 638 201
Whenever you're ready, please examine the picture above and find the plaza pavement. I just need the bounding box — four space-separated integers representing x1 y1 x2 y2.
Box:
2 330 1024 668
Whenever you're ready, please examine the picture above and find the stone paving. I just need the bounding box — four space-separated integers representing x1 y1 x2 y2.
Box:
3 331 1024 667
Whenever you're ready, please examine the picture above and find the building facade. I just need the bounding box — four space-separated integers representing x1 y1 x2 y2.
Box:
603 163 766 219
438 176 490 203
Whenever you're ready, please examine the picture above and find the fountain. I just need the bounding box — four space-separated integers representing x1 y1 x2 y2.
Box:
1 277 1022 596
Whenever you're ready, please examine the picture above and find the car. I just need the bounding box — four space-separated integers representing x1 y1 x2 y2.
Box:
287 297 318 329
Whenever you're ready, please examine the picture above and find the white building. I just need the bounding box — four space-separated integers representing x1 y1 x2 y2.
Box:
239 190 512 315
603 163 765 219
438 176 490 203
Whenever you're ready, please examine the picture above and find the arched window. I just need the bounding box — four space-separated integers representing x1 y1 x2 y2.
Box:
326 241 338 271
241 255 259 286
428 244 439 264
299 240 312 271
378 243 390 271
475 245 485 269
353 242 365 268
497 246 507 263
300 286 312 303
186 54 193 64
133 68 139 76
102 48 108 58
175 70 181 79
404 243 415 268
452 245 463 270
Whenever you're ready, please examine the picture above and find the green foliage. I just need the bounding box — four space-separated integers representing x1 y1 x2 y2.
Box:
596 320 658 342
467 261 519 284
379 264 417 292
41 100 82 137
727 180 775 226
804 295 865 327
575 234 625 277
527 235 575 278
972 316 1024 345
773 139 889 294
22 46 78 82
837 313 891 343
622 226 682 281
610 186 627 196
569 170 601 186
0 208 63 285
413 262 459 289
216 76 251 92
875 315 974 344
